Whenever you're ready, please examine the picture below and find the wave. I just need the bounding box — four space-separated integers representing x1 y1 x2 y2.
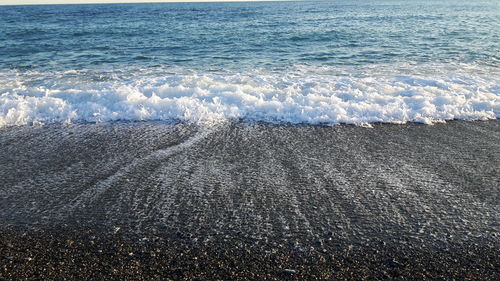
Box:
0 64 499 127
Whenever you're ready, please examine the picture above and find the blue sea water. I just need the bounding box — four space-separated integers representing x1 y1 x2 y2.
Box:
0 0 499 126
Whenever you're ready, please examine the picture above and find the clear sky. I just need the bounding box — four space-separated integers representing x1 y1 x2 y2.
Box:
0 0 273 5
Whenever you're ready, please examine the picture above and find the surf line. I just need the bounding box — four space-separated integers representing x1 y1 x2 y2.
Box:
62 121 225 216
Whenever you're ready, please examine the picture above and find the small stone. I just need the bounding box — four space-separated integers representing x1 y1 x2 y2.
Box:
283 269 297 274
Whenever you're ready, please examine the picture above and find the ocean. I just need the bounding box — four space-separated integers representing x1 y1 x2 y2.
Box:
0 0 498 127
1 1 499 279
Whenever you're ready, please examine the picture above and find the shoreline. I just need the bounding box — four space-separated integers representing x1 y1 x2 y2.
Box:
1 120 499 279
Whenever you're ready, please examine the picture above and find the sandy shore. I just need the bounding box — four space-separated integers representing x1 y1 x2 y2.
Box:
1 120 499 280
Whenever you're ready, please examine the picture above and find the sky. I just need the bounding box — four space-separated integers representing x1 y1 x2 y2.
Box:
0 0 273 5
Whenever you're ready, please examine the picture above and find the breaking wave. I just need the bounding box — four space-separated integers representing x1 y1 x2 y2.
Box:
1 64 498 127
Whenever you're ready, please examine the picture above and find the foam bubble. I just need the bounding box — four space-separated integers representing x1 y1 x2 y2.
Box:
0 64 498 127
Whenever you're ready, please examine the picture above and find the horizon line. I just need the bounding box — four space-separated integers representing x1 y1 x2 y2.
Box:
0 0 298 7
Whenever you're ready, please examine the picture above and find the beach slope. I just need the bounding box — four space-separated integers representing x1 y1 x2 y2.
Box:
1 120 499 280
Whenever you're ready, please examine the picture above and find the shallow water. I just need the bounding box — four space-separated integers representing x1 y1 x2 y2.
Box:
1 121 498 245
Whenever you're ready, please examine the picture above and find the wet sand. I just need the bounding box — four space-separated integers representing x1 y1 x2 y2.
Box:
1 120 499 280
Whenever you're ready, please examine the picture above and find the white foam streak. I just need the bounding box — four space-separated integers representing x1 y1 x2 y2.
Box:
0 66 498 127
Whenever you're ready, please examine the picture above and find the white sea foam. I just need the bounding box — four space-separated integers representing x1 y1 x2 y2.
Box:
0 64 498 127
